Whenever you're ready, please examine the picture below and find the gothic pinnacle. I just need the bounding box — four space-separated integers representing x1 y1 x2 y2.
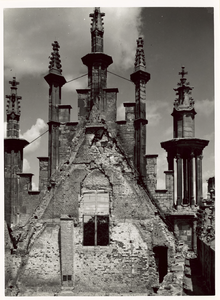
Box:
90 7 105 33
134 37 146 72
89 7 105 52
48 41 62 74
6 77 22 138
6 77 21 117
173 66 194 109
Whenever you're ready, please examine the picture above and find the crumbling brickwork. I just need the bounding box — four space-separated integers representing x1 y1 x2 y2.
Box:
5 121 177 295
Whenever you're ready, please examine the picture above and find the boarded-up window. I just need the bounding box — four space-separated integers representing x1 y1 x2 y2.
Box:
83 192 109 246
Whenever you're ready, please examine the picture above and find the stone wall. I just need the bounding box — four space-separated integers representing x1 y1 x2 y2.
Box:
73 221 154 293
17 174 41 226
16 224 61 295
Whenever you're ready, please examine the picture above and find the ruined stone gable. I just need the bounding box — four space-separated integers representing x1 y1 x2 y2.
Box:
5 101 177 294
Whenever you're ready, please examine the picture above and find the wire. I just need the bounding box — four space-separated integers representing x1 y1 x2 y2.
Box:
66 73 88 83
63 70 132 84
24 129 49 148
107 70 133 83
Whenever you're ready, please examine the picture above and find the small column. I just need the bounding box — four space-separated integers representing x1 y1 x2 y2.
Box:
176 154 182 207
195 154 203 206
183 158 189 204
188 152 195 206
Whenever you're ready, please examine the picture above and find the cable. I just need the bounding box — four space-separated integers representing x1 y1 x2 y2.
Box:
24 129 49 148
107 70 133 83
61 70 132 84
66 73 88 83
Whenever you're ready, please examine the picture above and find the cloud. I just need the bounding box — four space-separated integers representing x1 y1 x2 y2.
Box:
203 131 214 141
117 100 170 125
164 125 173 137
23 158 30 172
146 101 168 126
195 99 214 117
21 118 47 154
104 8 143 71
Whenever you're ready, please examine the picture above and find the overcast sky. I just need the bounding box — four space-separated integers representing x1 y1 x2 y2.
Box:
3 3 216 196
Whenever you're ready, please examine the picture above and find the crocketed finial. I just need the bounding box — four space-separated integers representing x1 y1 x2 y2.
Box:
134 37 146 72
90 7 105 33
48 41 62 74
89 7 105 52
6 77 22 138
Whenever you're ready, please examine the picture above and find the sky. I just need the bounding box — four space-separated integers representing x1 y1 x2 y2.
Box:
3 2 217 197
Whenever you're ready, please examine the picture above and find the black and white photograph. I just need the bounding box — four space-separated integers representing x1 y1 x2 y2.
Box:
3 1 217 296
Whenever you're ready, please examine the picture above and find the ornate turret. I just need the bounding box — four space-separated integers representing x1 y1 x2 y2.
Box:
90 7 105 53
161 67 209 251
6 77 21 138
172 66 196 138
4 78 29 226
130 37 150 179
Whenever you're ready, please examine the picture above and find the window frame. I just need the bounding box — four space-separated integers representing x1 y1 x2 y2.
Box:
83 214 109 246
82 191 110 247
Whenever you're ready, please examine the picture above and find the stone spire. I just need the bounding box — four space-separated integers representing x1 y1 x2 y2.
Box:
48 41 63 75
89 7 105 52
173 66 194 110
6 77 21 138
134 37 146 72
130 37 150 179
44 41 66 179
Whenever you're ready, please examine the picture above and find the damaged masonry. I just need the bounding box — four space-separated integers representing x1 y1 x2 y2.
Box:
4 7 215 296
